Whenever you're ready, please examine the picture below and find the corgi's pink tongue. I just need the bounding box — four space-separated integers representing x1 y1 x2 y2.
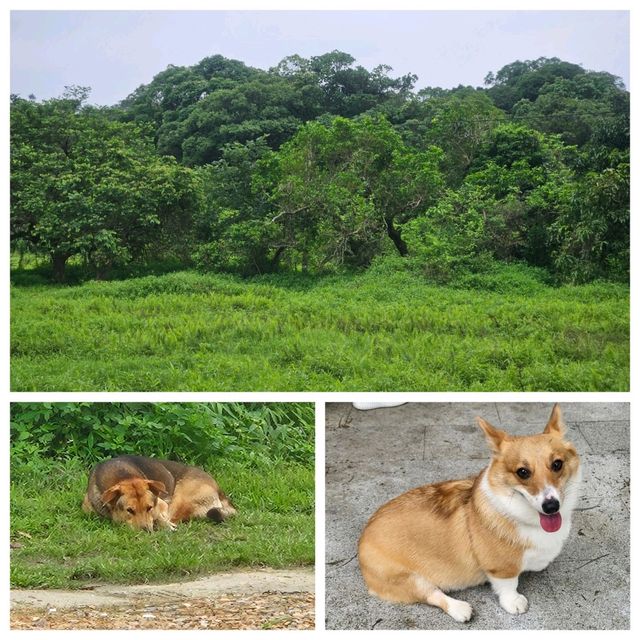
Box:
539 512 562 533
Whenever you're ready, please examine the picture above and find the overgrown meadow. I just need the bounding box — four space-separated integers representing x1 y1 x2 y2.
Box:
11 263 629 391
10 402 315 589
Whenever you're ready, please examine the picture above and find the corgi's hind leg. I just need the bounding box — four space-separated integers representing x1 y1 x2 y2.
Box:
414 576 474 623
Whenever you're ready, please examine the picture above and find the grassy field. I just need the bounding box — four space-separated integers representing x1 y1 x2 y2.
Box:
10 266 629 391
10 455 314 589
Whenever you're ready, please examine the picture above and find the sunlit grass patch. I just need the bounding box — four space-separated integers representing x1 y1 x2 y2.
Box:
11 268 629 391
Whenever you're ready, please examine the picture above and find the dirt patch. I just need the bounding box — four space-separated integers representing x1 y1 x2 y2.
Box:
11 592 314 630
11 568 315 630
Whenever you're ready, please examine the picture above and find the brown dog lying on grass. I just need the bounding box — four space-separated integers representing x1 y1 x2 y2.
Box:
82 455 236 531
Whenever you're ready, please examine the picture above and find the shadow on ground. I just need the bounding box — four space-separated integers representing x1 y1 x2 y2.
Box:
325 402 630 630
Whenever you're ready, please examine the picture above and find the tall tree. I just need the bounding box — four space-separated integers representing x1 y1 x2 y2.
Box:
268 115 443 269
11 90 198 280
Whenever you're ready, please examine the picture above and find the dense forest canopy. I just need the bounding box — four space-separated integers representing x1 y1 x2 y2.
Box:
10 52 629 284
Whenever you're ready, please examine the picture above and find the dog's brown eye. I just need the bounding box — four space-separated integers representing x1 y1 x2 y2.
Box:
516 467 531 479
147 506 153 512
126 507 135 515
551 459 563 472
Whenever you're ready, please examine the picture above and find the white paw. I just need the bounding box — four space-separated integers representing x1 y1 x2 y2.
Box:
156 519 177 532
448 599 473 623
500 592 528 615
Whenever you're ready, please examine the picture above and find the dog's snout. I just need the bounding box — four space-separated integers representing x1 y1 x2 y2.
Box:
542 498 560 514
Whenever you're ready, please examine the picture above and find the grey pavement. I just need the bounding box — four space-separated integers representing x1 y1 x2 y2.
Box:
325 402 630 630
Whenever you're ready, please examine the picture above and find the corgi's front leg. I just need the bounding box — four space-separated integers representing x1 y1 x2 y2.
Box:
488 575 528 614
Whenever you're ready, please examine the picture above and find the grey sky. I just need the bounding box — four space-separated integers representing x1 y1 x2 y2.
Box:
11 10 630 106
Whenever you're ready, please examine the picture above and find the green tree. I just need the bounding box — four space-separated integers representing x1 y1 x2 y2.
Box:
11 90 198 280
464 123 575 268
420 89 505 185
484 57 585 112
549 160 629 282
178 75 303 165
268 115 444 270
512 72 629 150
193 137 279 274
272 50 416 118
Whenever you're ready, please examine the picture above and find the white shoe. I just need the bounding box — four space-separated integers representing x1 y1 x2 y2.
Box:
352 402 406 411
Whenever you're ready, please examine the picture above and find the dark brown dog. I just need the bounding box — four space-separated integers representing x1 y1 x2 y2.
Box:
82 455 236 531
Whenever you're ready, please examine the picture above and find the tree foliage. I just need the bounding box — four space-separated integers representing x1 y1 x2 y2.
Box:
10 53 629 284
11 90 198 280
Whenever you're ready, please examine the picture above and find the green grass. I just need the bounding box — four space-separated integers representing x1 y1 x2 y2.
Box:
10 267 629 391
10 456 314 589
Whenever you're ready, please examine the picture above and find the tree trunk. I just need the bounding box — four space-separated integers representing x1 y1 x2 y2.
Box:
270 246 287 270
385 217 408 256
51 252 68 283
95 264 111 281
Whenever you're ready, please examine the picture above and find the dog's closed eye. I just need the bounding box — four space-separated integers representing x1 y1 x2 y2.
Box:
126 507 136 515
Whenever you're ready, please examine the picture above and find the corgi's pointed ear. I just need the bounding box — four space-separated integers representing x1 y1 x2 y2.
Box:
146 480 167 498
476 417 508 453
543 404 565 437
101 484 123 506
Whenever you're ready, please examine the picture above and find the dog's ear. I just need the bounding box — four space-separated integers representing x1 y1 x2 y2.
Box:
476 417 508 453
543 404 565 437
146 480 167 498
101 484 123 506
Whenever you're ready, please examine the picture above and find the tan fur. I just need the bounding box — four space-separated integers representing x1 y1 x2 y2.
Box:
83 455 237 531
358 404 579 621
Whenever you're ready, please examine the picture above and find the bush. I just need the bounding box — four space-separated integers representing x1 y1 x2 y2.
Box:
10 402 315 468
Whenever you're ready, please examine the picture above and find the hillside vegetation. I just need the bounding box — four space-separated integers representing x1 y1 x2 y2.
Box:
11 53 629 284
10 53 629 391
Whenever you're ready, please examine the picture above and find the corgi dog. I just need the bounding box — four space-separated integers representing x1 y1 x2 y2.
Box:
82 455 236 532
358 405 581 623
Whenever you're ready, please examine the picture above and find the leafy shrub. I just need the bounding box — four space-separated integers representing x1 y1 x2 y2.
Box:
10 402 314 468
451 261 553 294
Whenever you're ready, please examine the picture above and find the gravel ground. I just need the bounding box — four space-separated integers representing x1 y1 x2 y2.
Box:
11 591 315 630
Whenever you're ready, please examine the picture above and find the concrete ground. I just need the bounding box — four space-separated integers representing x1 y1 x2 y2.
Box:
325 402 630 630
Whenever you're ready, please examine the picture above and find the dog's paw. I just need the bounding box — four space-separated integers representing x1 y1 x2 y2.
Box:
499 592 528 615
448 599 473 623
155 518 177 532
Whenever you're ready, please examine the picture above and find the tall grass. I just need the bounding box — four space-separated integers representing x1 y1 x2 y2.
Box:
11 456 314 589
10 266 629 391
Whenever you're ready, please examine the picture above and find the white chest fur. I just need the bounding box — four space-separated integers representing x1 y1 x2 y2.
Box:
518 520 572 571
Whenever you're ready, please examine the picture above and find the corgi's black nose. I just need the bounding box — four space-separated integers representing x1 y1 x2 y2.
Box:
542 498 560 514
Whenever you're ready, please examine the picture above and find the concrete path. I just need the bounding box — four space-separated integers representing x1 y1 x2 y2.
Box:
325 402 629 630
11 567 314 609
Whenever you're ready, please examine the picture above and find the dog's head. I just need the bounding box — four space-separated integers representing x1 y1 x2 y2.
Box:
476 404 581 533
101 478 167 532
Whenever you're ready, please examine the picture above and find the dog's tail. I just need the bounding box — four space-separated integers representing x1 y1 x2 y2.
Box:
207 490 237 523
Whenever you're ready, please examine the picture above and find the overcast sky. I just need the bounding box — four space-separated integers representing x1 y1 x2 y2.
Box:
10 10 630 106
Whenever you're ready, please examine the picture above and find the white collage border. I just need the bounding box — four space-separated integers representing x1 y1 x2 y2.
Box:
2 0 637 637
